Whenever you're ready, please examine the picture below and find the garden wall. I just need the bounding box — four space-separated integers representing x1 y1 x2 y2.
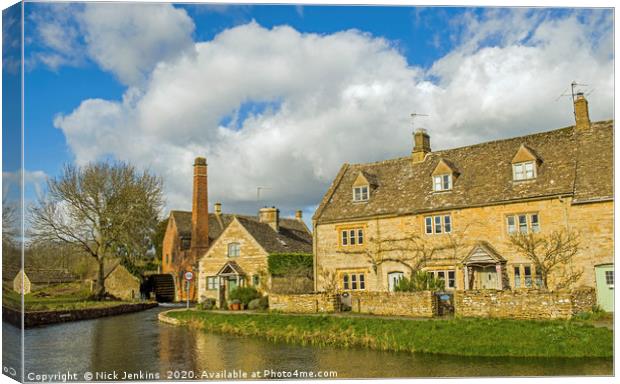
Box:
454 289 595 320
269 293 338 313
349 291 437 318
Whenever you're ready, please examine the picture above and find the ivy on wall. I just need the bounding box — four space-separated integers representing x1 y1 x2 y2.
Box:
268 253 313 277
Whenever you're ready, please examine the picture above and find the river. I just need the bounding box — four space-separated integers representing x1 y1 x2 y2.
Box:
2 306 612 381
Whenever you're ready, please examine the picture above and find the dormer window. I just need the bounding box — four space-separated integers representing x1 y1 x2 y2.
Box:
433 174 452 191
513 161 536 181
353 185 369 201
511 144 540 181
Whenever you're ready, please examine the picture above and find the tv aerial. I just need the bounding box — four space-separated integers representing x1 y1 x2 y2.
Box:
410 112 429 131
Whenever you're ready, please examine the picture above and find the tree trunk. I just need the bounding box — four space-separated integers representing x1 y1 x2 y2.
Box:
96 256 106 299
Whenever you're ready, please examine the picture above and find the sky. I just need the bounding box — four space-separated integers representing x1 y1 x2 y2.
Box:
2 2 615 229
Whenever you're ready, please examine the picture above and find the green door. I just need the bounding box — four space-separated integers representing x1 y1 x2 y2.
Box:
595 264 614 312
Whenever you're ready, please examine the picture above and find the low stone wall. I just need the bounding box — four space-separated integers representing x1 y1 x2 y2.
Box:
454 289 577 320
269 293 338 313
570 287 596 314
2 302 158 328
349 291 437 318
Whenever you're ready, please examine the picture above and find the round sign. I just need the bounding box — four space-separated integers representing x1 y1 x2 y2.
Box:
184 271 194 281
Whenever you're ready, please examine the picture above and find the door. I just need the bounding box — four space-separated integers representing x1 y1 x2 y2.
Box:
228 277 238 294
480 266 497 289
595 264 614 312
388 272 404 292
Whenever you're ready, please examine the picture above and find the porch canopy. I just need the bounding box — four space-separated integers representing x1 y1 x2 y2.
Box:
461 241 506 290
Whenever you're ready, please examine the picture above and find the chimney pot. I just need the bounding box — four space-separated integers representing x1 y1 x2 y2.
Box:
412 128 431 163
295 210 303 220
214 202 222 215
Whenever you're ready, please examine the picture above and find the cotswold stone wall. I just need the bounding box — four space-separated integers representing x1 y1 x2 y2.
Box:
454 289 578 320
269 293 338 313
570 287 596 314
349 291 437 318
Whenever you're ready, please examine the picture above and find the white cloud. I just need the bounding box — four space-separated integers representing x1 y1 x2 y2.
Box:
52 10 614 221
29 3 195 85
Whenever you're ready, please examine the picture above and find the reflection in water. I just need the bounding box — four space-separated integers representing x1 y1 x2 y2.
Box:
9 307 612 380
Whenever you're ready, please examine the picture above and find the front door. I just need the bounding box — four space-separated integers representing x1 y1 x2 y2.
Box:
228 277 238 294
388 272 404 292
595 264 614 312
480 266 497 289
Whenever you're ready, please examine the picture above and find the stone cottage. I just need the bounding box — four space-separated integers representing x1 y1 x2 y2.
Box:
162 157 311 301
197 207 312 307
313 94 614 311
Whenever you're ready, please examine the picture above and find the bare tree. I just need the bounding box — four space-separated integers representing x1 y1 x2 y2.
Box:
508 229 582 290
30 161 163 299
2 198 18 247
317 266 339 294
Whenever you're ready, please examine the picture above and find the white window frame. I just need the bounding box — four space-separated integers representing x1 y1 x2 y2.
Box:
424 214 453 235
342 272 366 291
340 228 364 246
433 174 452 191
506 213 540 234
353 185 369 202
227 242 240 257
513 161 536 181
206 276 218 290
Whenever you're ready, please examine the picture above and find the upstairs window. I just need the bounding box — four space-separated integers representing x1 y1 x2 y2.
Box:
433 174 452 191
513 161 536 181
507 213 540 234
227 242 240 257
425 215 452 235
353 186 369 201
341 228 364 246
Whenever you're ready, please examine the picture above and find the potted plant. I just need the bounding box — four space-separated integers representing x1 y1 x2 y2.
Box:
229 299 242 310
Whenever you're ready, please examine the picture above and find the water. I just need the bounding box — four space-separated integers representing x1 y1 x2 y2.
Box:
2 307 612 381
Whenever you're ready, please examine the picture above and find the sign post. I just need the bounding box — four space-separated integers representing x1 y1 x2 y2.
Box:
184 271 194 310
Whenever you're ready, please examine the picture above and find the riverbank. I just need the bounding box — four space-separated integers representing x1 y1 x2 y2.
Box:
3 302 158 328
165 310 613 358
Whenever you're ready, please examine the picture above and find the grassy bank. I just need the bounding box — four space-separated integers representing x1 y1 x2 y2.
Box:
2 283 133 311
168 310 613 358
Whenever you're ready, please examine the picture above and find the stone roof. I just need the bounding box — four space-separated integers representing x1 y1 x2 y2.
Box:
236 216 313 254
4 267 78 284
169 210 312 254
314 120 613 223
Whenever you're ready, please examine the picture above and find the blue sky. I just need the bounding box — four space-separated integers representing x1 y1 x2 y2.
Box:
2 3 614 227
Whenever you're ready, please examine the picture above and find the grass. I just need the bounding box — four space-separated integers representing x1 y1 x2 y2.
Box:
2 283 134 311
168 310 613 358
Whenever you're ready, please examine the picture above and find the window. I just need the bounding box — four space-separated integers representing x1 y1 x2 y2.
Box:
518 215 528 233
514 266 521 288
353 186 369 201
605 271 614 286
342 272 366 291
513 161 536 181
181 238 191 250
252 274 260 287
524 266 532 288
506 213 540 234
227 242 240 257
535 267 543 288
427 270 455 290
448 271 455 288
425 215 452 234
433 174 452 191
206 276 218 290
340 228 364 246
531 214 540 233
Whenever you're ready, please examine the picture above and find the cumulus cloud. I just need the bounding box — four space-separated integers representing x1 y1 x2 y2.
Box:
28 3 195 85
51 8 613 221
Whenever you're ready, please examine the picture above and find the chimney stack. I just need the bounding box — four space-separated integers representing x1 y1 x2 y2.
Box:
259 207 279 232
190 157 209 259
214 202 222 216
574 92 591 132
412 128 431 163
295 210 303 221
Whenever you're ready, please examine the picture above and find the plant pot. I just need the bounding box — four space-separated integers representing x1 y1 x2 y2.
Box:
230 303 241 310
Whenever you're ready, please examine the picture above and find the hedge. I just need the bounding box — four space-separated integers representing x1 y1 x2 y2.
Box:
267 253 313 276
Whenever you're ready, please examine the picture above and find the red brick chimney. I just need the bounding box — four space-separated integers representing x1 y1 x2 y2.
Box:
190 157 209 260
